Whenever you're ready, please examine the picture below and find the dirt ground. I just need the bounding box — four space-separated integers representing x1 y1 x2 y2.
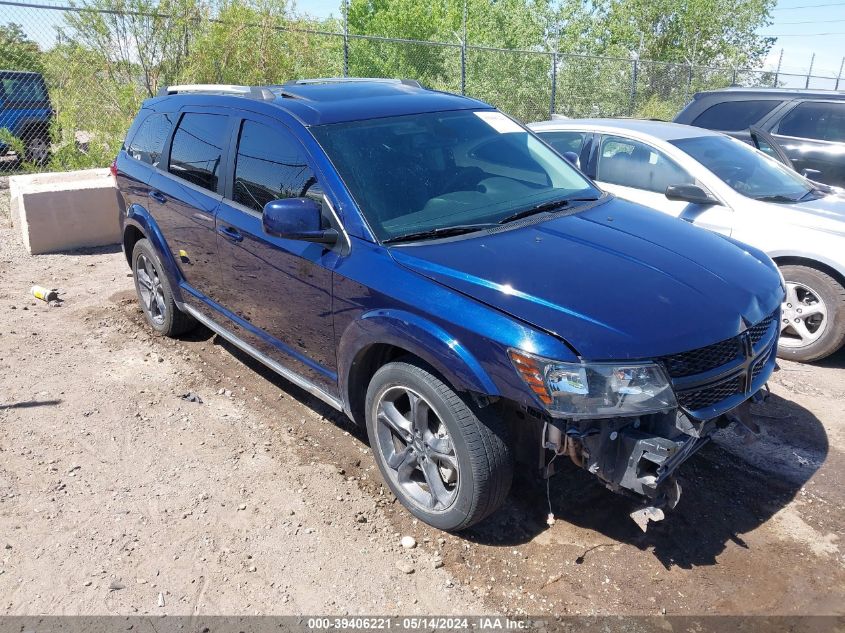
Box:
0 187 843 617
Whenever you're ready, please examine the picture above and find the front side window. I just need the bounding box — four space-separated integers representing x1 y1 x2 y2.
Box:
596 135 693 193
777 102 845 143
310 110 599 241
672 135 813 202
233 120 319 213
128 112 174 168
692 100 781 132
168 113 228 193
0 75 47 102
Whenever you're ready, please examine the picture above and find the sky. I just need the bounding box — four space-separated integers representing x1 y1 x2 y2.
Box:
2 0 844 82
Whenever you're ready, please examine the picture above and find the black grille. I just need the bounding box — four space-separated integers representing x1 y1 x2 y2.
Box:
751 344 775 382
661 337 740 378
748 312 776 346
660 309 778 379
677 374 744 411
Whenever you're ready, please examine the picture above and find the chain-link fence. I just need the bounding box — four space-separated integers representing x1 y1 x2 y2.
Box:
0 0 842 173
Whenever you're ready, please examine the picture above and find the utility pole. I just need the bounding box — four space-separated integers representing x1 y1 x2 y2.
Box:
460 0 467 95
773 48 783 87
805 52 815 89
342 0 349 78
836 57 844 90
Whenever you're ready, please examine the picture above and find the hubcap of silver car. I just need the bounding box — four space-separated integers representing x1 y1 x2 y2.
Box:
374 386 458 511
135 253 167 326
780 281 827 348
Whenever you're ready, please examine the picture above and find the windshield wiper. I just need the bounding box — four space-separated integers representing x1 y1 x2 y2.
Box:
753 194 801 203
383 223 497 244
498 196 601 225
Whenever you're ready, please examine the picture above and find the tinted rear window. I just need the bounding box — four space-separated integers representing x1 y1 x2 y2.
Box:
692 100 781 131
777 101 845 143
168 113 228 192
128 112 174 168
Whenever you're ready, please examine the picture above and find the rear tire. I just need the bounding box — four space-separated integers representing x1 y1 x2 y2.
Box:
777 264 845 362
365 359 512 531
131 238 195 337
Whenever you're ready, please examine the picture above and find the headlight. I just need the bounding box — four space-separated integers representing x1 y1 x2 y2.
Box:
508 349 677 418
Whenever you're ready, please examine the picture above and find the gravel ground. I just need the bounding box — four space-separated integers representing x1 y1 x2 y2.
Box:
0 190 843 616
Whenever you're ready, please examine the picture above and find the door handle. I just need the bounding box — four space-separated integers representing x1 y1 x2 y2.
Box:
148 190 167 204
217 225 243 243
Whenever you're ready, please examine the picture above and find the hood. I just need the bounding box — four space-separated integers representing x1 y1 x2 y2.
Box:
389 198 784 360
773 194 845 238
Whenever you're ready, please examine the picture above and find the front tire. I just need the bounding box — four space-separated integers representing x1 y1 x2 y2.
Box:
23 134 50 166
365 359 512 531
131 238 195 337
778 264 845 362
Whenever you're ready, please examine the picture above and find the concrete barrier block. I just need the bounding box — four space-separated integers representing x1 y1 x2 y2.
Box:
11 168 121 255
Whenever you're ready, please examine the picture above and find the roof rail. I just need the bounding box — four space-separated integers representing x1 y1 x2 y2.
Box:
283 77 425 89
157 84 276 101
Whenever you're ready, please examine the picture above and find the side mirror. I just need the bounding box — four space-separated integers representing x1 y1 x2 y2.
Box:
665 184 720 206
262 198 337 244
562 151 580 169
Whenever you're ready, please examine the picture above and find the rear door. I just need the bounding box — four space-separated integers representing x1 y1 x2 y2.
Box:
771 100 845 187
148 108 232 304
214 114 340 394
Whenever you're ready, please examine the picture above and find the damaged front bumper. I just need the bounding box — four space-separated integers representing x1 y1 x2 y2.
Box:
541 389 767 530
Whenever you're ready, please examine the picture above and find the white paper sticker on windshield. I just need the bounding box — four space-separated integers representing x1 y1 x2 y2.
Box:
474 111 523 133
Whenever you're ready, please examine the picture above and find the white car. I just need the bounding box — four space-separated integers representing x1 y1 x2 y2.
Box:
529 118 845 362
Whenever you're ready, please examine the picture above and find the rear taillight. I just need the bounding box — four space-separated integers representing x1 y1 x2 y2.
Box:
109 158 118 179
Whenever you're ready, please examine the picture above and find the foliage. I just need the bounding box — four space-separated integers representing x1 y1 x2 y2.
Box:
0 0 784 172
0 23 44 73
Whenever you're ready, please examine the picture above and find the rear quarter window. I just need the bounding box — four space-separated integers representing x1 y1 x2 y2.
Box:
538 130 586 155
692 100 782 131
127 112 175 168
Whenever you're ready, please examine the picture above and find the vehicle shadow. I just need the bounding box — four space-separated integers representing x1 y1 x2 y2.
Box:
812 345 845 369
201 331 827 569
462 392 828 569
0 399 62 410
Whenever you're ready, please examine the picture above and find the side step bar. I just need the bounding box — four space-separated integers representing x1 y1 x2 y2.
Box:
181 304 344 412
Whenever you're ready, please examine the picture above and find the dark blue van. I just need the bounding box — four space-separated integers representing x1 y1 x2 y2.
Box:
113 79 784 531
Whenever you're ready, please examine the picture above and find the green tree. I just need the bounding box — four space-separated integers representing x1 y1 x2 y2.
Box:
0 23 44 72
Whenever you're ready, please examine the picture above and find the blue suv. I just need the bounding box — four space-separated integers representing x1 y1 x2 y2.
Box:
0 70 52 165
114 79 784 531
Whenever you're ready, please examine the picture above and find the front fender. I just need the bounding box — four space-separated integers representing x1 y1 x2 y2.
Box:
124 204 185 303
337 309 500 408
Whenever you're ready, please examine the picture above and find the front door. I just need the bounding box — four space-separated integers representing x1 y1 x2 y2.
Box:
771 100 845 188
593 134 733 235
215 116 340 394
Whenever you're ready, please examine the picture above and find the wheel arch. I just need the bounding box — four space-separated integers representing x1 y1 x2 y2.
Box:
123 204 185 303
772 254 845 290
338 310 500 427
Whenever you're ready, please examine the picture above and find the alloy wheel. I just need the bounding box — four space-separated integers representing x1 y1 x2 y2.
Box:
135 253 167 326
780 281 828 348
374 385 459 512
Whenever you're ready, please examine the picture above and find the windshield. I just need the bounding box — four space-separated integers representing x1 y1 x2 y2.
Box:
311 110 600 241
671 135 813 202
